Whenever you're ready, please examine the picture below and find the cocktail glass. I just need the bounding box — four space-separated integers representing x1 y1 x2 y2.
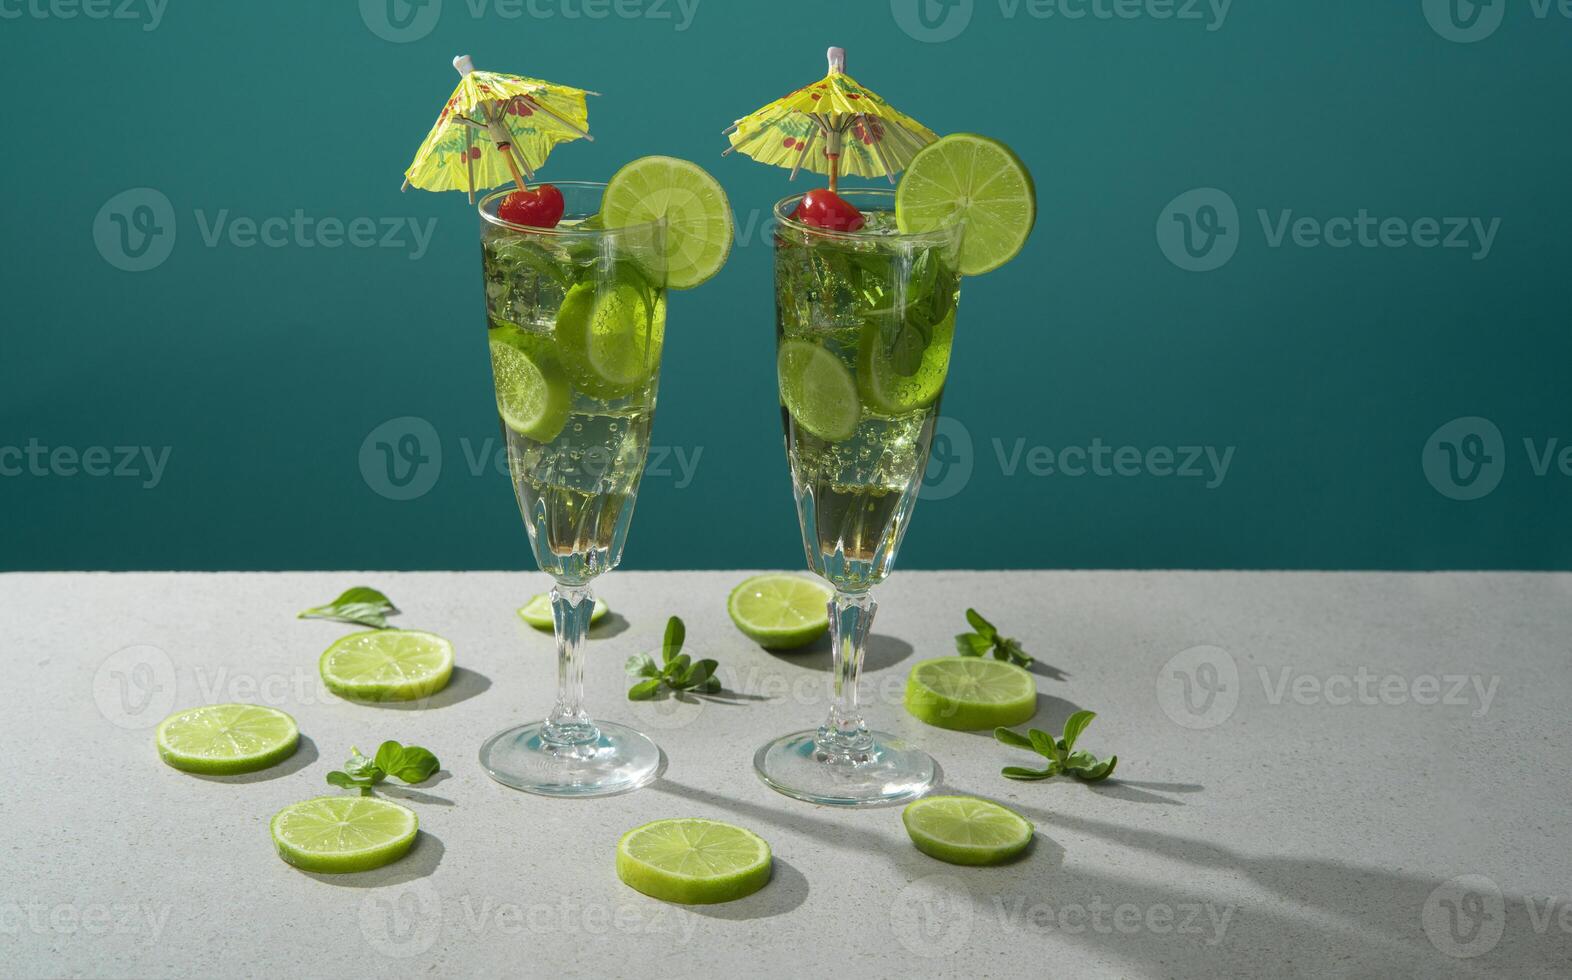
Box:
754 188 962 806
476 181 666 797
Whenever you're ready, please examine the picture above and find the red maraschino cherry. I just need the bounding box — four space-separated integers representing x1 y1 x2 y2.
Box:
792 188 865 232
498 184 565 228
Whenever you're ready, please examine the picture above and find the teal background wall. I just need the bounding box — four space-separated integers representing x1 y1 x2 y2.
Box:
2 1 1568 571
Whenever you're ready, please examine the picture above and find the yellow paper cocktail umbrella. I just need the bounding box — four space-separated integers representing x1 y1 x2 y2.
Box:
404 55 597 202
722 47 937 191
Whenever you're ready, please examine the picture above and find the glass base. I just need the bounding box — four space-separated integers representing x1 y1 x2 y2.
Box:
480 720 660 798
753 729 935 807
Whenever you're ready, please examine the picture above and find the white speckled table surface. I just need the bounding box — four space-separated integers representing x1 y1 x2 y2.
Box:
3 571 1568 979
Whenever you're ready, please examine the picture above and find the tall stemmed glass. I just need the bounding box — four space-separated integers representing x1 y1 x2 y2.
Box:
755 189 962 806
476 182 666 797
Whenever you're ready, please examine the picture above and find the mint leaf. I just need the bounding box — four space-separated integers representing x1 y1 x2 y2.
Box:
1028 728 1062 765
1061 711 1096 753
627 678 662 701
1072 756 1118 782
625 654 658 678
386 746 439 784
956 632 993 657
1002 766 1056 781
994 726 1034 750
298 587 398 629
964 608 996 638
662 616 685 663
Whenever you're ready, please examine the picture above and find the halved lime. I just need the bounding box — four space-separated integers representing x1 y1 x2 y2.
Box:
602 156 734 290
902 796 1034 866
778 339 860 441
319 629 455 702
727 574 832 649
857 310 955 415
518 593 609 630
270 796 418 874
155 703 299 775
896 134 1036 276
555 274 665 400
489 328 571 442
616 818 772 905
905 656 1037 730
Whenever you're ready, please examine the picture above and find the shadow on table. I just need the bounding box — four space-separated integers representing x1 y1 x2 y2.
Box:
371 667 491 711
924 801 1568 976
382 771 455 807
765 634 914 673
688 858 810 921
192 735 319 784
302 833 445 888
589 612 631 639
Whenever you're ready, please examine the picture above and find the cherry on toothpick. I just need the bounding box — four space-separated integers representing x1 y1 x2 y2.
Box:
498 184 565 228
792 188 864 232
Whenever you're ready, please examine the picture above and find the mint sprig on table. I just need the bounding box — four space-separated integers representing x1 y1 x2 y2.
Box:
995 710 1117 782
956 608 1032 668
325 741 440 795
625 616 720 700
298 587 398 629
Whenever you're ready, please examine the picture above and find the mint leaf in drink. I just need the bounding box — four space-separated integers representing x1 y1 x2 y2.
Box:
996 712 1117 783
299 587 398 629
955 608 1032 668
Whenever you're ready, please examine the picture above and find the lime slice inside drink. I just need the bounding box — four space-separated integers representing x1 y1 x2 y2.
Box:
270 796 419 874
896 133 1036 276
904 656 1037 730
902 796 1034 866
778 339 860 441
727 574 832 649
155 703 299 775
602 156 734 290
616 818 772 904
490 328 572 442
319 629 455 703
555 273 665 399
857 310 955 415
517 593 609 630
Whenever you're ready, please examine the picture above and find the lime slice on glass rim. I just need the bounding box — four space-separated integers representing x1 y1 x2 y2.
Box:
857 309 955 415
902 796 1034 866
518 593 609 630
904 656 1037 730
554 272 666 399
778 339 860 441
616 818 772 904
727 574 832 649
602 156 734 290
270 796 419 874
155 703 299 775
319 629 455 703
489 328 572 442
896 133 1036 276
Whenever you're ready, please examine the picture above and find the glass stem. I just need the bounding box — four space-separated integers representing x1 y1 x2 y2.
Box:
818 589 876 758
543 583 599 746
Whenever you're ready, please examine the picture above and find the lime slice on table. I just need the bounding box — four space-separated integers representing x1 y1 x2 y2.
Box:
555 273 666 399
728 574 832 649
490 329 571 442
857 310 955 415
616 818 772 905
518 593 609 630
778 339 860 441
270 796 419 874
319 629 454 702
602 156 734 290
903 796 1034 866
155 703 299 774
904 656 1037 730
896 133 1036 276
